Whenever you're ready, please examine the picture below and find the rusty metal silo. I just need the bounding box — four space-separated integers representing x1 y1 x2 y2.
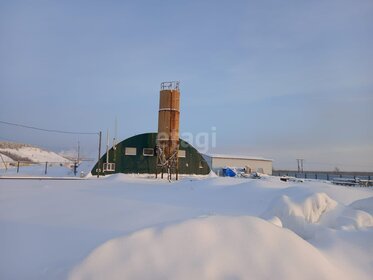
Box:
156 81 180 180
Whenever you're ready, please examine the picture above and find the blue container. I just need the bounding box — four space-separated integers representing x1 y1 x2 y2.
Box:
223 168 236 177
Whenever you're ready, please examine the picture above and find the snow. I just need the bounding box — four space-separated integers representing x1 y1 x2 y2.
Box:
69 216 343 280
0 145 94 177
0 154 14 169
0 145 70 164
262 190 373 239
349 197 373 215
262 191 337 239
0 159 94 177
0 174 372 280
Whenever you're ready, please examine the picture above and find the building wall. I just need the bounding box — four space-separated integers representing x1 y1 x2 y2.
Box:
204 156 272 175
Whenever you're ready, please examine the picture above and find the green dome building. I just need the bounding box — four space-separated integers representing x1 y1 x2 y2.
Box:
91 133 210 176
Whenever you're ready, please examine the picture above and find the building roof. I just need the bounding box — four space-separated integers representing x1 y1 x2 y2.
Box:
204 154 272 162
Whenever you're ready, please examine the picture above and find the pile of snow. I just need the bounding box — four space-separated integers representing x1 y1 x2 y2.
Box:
350 197 373 215
262 190 373 239
69 216 342 280
262 191 337 239
329 207 373 230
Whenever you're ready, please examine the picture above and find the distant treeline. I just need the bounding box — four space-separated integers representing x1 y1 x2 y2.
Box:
0 141 32 149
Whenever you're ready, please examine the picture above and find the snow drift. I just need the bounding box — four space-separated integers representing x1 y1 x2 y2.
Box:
69 216 342 280
349 197 373 215
262 190 373 239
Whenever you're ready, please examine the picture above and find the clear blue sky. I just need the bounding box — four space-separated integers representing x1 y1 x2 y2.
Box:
1 0 372 171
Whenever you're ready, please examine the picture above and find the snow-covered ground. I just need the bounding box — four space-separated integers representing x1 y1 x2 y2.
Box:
0 160 94 178
0 174 372 280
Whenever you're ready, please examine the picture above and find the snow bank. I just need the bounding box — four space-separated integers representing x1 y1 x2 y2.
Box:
262 192 337 239
262 191 373 239
69 216 343 280
329 208 373 230
349 197 373 215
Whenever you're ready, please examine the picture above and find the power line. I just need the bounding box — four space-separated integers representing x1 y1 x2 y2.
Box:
0 120 98 135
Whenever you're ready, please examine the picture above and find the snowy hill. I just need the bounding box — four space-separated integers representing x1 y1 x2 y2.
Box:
0 142 70 164
0 153 14 169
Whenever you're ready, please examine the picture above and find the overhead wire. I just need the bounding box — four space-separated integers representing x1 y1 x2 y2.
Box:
0 120 98 135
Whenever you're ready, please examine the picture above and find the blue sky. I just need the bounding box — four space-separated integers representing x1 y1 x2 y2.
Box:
1 0 372 171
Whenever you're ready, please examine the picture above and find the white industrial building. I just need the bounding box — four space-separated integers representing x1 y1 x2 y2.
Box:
203 154 273 176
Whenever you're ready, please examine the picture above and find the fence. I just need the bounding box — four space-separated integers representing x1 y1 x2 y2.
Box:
0 160 94 177
272 170 373 181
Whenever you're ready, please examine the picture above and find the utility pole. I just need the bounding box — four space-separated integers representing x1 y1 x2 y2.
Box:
105 129 109 174
77 141 80 164
73 141 80 176
0 153 7 172
97 131 102 178
297 159 304 173
113 117 117 163
106 129 109 165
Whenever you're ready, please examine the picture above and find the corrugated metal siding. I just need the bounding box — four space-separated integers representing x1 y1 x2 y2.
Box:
91 133 210 175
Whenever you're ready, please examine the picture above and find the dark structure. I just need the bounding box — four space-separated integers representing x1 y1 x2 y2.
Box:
91 133 210 176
